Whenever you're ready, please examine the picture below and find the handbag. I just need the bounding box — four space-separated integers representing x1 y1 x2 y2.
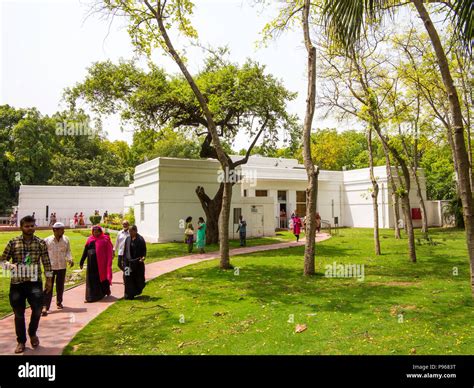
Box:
185 228 194 236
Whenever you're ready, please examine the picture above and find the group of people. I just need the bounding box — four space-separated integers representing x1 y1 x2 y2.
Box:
8 210 18 226
0 216 146 353
184 216 207 253
73 212 86 226
183 215 248 253
48 212 57 226
289 211 322 242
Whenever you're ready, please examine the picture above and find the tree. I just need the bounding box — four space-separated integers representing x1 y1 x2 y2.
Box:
318 27 416 260
321 0 474 292
67 55 297 245
96 1 297 267
260 0 320 275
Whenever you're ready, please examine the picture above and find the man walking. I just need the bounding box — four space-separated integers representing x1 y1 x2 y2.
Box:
236 215 247 247
1 215 53 353
114 220 130 271
42 222 73 316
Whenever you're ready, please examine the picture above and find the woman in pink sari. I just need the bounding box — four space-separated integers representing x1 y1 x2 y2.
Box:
79 225 113 302
293 213 302 242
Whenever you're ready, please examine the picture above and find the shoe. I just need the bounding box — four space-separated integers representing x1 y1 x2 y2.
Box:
15 342 25 353
57 303 63 310
30 335 40 348
41 307 48 316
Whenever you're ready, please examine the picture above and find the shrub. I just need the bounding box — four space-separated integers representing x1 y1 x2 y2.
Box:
107 213 123 225
125 207 135 226
89 215 102 225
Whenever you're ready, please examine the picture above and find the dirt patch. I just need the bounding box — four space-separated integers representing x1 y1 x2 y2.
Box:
390 305 417 316
368 281 420 287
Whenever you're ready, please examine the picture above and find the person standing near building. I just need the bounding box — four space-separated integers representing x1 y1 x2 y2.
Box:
184 216 194 253
49 213 57 226
114 220 130 271
42 222 73 316
78 212 85 226
196 217 207 254
0 215 53 353
292 213 302 242
236 215 247 247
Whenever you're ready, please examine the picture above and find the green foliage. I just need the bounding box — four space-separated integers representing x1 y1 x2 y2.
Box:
444 197 465 228
64 228 473 355
125 207 135 226
89 215 102 225
65 57 297 161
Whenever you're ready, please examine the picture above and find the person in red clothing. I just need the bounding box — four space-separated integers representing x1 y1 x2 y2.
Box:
292 213 302 242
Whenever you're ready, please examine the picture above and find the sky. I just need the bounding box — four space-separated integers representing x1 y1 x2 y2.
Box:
0 0 394 149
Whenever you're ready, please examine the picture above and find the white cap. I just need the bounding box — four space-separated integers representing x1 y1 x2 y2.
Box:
52 222 65 229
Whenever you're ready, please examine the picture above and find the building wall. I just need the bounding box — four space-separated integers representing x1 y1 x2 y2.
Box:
132 159 160 242
18 185 128 227
138 158 275 243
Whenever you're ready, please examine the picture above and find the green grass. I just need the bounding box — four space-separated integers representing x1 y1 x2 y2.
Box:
0 229 297 318
63 227 474 355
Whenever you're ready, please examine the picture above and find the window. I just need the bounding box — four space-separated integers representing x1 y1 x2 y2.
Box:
255 190 268 197
243 189 247 197
277 190 287 201
296 191 306 203
233 208 242 224
296 191 306 216
140 202 145 222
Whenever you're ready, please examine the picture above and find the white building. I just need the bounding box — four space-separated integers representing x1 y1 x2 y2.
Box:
124 155 443 242
17 155 445 241
17 185 128 227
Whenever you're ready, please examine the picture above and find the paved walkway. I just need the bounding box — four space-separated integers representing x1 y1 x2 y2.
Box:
0 234 330 355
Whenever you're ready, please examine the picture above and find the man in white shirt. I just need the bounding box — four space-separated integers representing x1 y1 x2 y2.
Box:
42 222 73 315
114 220 130 271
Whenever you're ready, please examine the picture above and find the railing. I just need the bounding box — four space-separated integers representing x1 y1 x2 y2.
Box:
275 216 333 233
0 217 10 225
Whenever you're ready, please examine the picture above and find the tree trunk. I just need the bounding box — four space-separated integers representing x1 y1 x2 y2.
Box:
412 171 429 237
195 184 223 244
413 0 474 296
377 134 417 262
367 126 381 254
302 0 318 276
219 181 233 269
383 149 401 238
149 1 233 268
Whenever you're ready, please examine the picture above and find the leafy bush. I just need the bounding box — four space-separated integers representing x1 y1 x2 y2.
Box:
89 215 102 225
125 207 135 226
100 223 122 231
107 213 123 225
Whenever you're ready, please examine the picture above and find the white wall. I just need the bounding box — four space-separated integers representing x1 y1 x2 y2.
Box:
18 185 128 227
132 159 159 242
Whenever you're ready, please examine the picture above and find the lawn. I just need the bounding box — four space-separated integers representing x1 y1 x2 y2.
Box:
63 227 474 355
0 229 298 318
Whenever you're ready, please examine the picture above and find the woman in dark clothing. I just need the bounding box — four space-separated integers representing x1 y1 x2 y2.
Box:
123 225 146 300
80 225 113 302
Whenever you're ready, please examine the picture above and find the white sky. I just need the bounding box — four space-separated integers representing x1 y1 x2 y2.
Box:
1 0 415 149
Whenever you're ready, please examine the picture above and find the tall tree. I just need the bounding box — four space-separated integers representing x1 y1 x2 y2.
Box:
67 56 297 245
98 1 297 267
321 0 473 291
